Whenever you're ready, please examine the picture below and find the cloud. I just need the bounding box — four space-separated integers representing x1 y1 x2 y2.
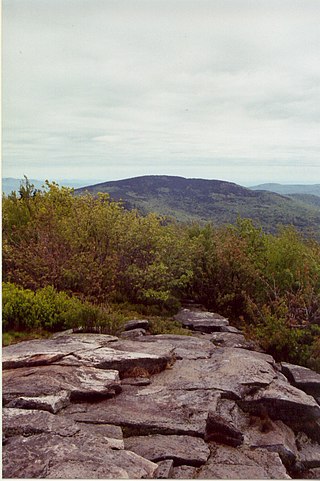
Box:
3 0 320 183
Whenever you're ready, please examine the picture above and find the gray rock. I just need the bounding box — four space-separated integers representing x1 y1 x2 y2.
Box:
155 459 174 478
172 465 197 478
2 433 158 479
135 334 215 359
245 418 297 466
239 378 320 424
174 309 229 333
124 319 149 331
120 328 147 339
64 387 221 438
3 365 121 412
2 334 118 369
210 332 258 350
124 434 210 467
196 444 291 479
281 362 320 398
205 402 245 446
296 433 320 469
121 377 151 386
2 408 80 438
76 422 125 449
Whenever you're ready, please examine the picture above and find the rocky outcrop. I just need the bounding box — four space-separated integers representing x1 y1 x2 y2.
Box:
2 308 320 479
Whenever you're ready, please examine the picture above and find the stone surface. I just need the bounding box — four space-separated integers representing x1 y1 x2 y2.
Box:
205 400 246 446
124 319 149 331
135 334 215 360
281 362 320 398
210 332 258 350
120 328 147 339
172 465 197 479
2 334 118 369
2 433 158 479
245 418 297 466
124 434 210 467
296 433 320 469
174 308 229 333
196 444 291 479
239 378 320 423
3 365 121 412
155 459 174 478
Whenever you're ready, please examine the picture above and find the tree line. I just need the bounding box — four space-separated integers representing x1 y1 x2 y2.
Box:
2 179 320 370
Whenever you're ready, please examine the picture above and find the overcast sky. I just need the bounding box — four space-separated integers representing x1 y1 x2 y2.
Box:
3 0 320 185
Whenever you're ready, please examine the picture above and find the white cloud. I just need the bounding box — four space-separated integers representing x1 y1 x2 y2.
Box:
3 0 320 183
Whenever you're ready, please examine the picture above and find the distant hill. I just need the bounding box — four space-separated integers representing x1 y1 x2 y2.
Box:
1 178 96 195
250 183 320 197
76 175 320 237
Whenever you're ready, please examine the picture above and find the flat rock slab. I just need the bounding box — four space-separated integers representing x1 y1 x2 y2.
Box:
2 433 158 479
281 362 320 398
172 465 197 478
196 444 290 479
174 309 230 333
297 433 320 469
3 365 120 412
63 386 221 437
133 334 215 360
124 434 210 466
57 345 173 377
2 334 118 369
2 408 80 438
151 347 278 399
120 328 147 339
155 459 174 478
240 379 320 424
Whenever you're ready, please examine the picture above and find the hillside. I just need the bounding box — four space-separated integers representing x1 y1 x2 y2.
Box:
76 175 320 237
250 183 320 197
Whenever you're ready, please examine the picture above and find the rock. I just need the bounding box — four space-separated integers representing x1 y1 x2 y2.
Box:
219 325 241 333
76 422 125 449
174 309 229 333
245 418 297 466
2 334 118 369
239 378 320 424
205 400 245 446
120 328 147 339
155 459 174 478
56 342 175 377
3 365 121 412
63 386 221 438
2 408 80 438
121 377 151 386
296 433 320 469
135 334 215 360
210 332 258 350
124 319 150 331
172 465 197 478
281 362 320 398
2 433 158 479
196 444 291 479
302 467 320 479
124 434 210 467
151 348 278 399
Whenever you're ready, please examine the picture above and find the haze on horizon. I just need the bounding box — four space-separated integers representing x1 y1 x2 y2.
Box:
3 0 320 185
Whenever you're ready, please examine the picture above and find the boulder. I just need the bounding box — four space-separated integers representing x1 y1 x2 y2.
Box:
296 433 320 469
210 332 258 350
172 465 197 478
196 444 291 479
281 362 320 398
205 399 247 446
124 434 210 467
2 433 158 479
124 319 149 331
3 365 121 412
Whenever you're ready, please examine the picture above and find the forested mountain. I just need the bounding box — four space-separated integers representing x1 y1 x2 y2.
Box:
76 175 320 237
250 183 320 197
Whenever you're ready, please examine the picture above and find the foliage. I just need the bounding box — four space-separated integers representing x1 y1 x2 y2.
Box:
2 178 320 370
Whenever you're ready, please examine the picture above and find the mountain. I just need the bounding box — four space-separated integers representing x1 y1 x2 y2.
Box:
75 175 320 237
250 183 320 197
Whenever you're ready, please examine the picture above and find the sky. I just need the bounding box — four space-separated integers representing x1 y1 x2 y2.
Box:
3 0 320 185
